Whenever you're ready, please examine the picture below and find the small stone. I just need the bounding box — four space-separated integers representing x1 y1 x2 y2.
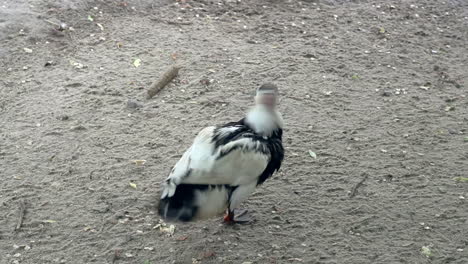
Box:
70 125 87 131
445 106 455 112
57 115 69 121
45 61 55 67
381 90 392 96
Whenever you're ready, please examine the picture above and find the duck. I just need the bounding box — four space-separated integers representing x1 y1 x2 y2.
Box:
158 83 284 224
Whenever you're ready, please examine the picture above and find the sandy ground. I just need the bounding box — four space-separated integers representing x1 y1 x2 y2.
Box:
1 0 467 263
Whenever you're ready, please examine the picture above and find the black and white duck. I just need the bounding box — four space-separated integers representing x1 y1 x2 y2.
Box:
158 83 284 224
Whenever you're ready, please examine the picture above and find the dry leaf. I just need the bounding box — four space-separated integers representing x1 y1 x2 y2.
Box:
454 177 468 182
131 160 146 165
160 225 175 236
96 23 104 31
308 150 317 159
421 246 432 257
42 220 57 223
129 182 137 189
133 58 141 68
23 48 33 53
199 251 215 259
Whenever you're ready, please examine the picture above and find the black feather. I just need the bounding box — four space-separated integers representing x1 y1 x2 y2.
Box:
158 184 234 222
212 118 284 185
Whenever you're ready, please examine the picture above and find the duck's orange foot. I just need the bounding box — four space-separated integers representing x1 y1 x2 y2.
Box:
223 209 253 224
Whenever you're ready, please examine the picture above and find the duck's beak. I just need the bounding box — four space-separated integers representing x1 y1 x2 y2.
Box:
255 93 277 108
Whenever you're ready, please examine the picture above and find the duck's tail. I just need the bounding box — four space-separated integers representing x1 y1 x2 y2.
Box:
158 184 232 221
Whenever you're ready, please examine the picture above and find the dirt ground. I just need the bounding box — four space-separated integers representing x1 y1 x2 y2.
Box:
1 0 467 263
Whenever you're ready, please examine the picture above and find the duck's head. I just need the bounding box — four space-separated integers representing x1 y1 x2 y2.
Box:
255 83 278 109
247 83 283 136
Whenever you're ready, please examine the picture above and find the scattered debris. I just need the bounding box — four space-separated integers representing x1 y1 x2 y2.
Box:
111 249 122 264
200 78 213 86
44 61 55 67
96 23 104 31
13 244 31 251
44 19 68 31
308 150 317 160
14 200 26 231
147 65 181 99
351 74 360 80
126 99 143 109
70 125 87 131
444 106 455 112
175 236 189 241
129 182 137 189
419 85 429 90
454 177 468 182
154 219 175 236
288 258 303 262
199 251 215 259
69 60 86 69
57 115 69 121
349 173 369 198
421 246 432 257
381 90 392 96
133 58 141 68
131 160 146 165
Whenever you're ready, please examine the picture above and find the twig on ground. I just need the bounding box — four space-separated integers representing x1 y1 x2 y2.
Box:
14 200 26 231
349 173 369 198
150 17 193 25
146 65 181 99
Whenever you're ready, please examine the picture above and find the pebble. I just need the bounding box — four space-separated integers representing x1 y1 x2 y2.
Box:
57 115 69 121
381 90 392 97
126 99 143 109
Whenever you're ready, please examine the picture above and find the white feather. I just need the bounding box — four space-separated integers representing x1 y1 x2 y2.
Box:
163 130 270 193
245 105 283 136
194 186 229 219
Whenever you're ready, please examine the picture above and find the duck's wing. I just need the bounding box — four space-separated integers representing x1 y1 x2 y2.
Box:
160 125 271 199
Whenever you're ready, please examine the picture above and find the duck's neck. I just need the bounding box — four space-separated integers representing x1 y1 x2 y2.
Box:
245 105 283 137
